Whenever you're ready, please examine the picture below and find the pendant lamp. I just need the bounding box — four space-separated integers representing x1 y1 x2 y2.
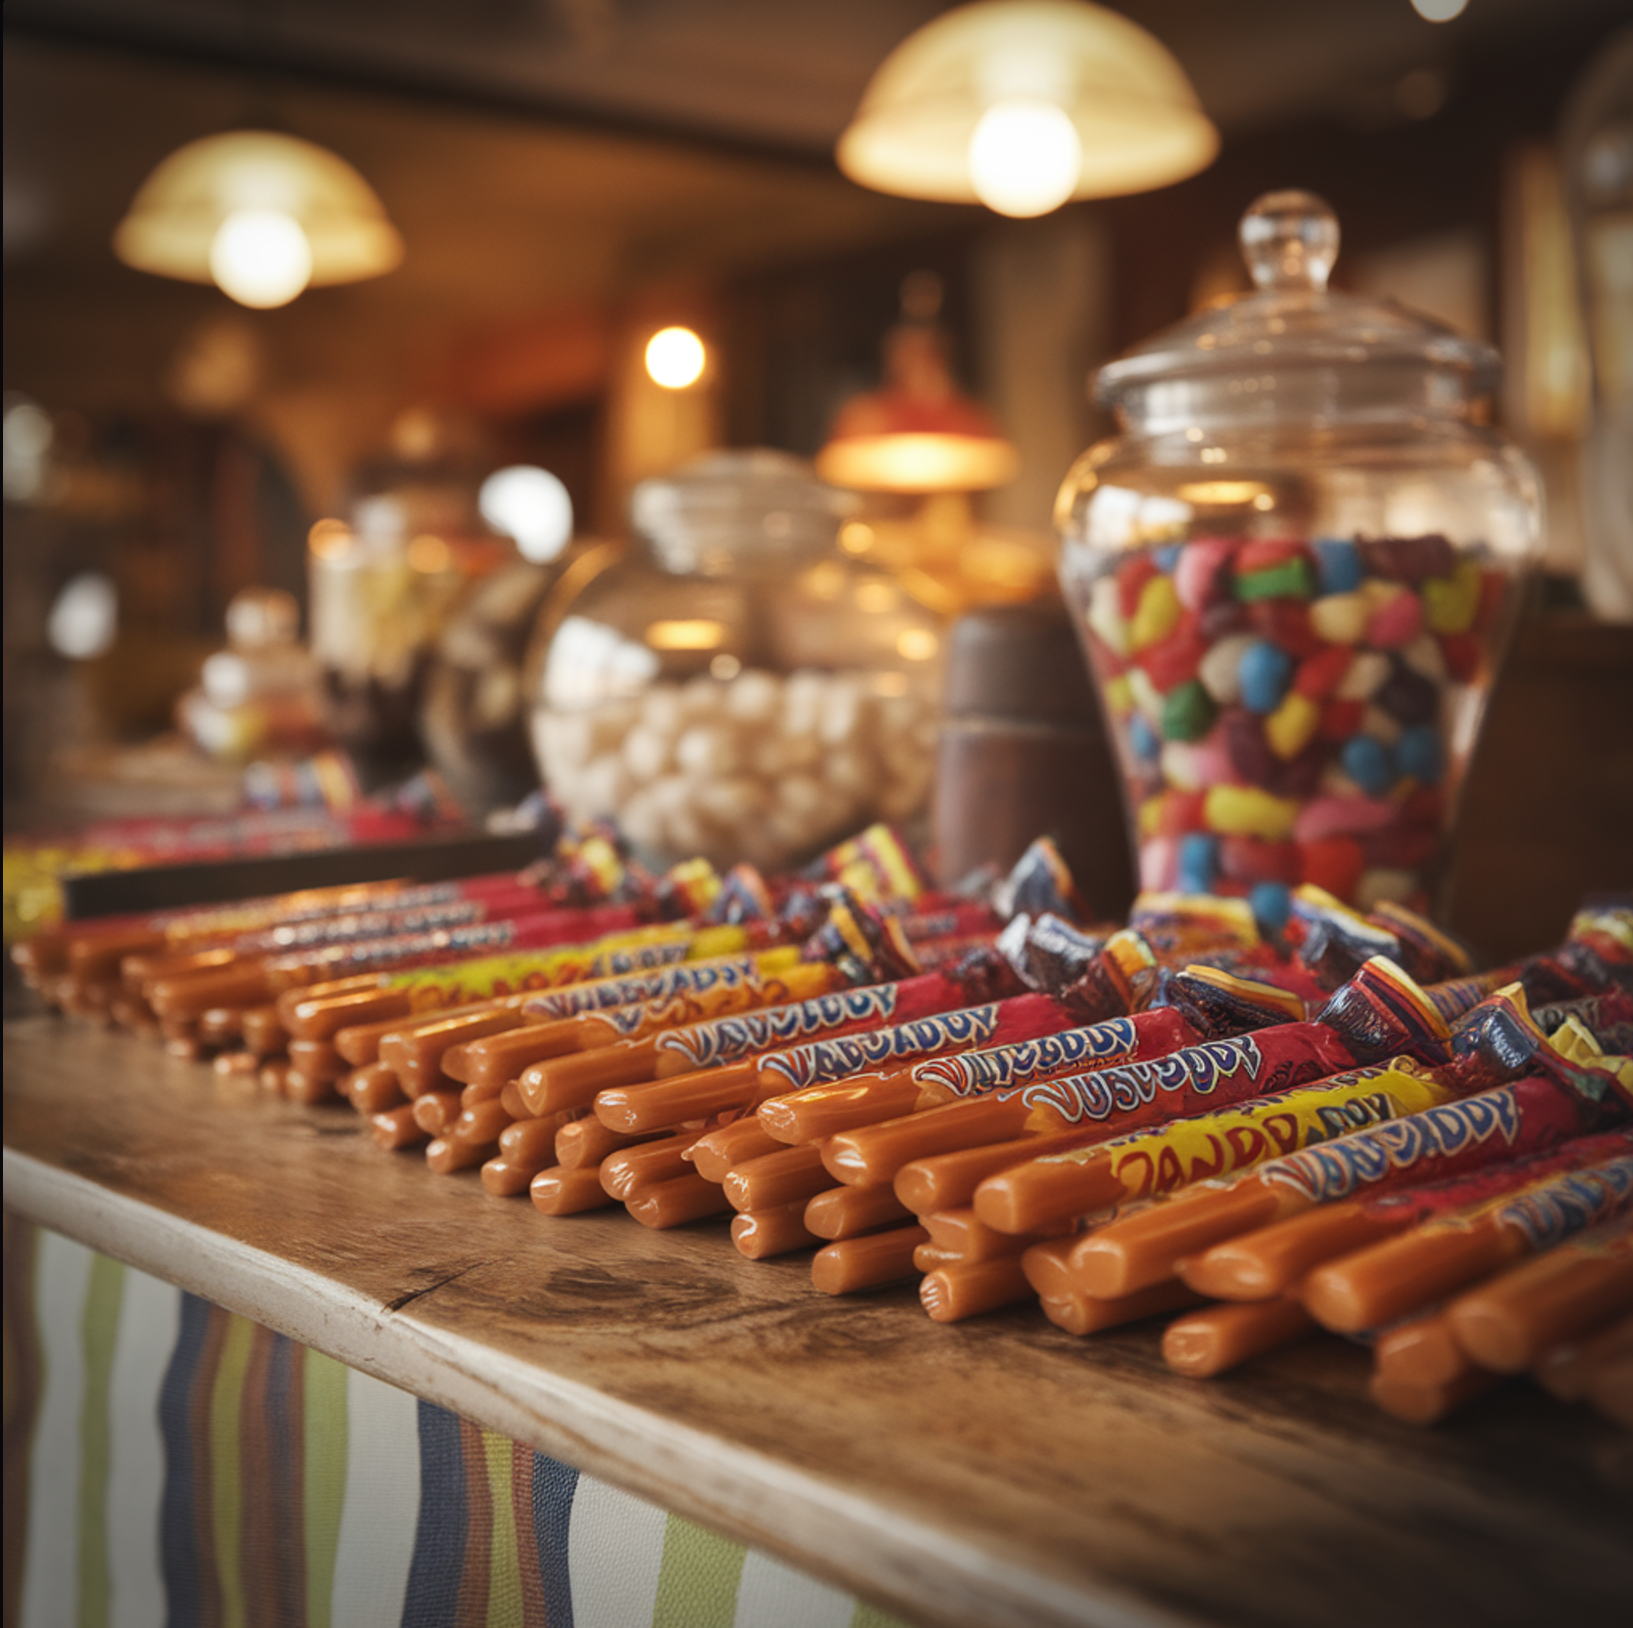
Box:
114 131 403 309
837 0 1218 218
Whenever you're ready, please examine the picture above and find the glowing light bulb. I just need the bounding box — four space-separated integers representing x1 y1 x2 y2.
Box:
645 326 706 389
1410 0 1467 20
967 99 1082 218
208 209 313 309
479 465 574 563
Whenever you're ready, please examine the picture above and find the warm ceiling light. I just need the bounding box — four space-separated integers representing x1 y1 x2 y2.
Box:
645 326 707 389
1411 0 1468 20
837 0 1217 214
114 131 402 308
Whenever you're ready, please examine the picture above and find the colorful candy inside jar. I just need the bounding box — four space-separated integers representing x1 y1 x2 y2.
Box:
1057 191 1541 926
1084 530 1513 919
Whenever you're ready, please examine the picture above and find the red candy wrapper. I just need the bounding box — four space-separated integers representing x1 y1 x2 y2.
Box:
911 1006 1201 1105
1017 1020 1357 1134
756 990 1079 1092
1254 1072 1606 1208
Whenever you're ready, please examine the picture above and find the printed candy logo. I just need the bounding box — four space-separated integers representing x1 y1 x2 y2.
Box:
524 959 729 1020
760 1004 1003 1089
588 941 689 978
912 1017 1140 1099
658 987 900 1070
1261 1085 1523 1203
1019 1035 1264 1124
590 961 765 1036
1496 1158 1633 1252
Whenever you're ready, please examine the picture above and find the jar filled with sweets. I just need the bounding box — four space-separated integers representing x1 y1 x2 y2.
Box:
309 431 509 772
527 450 944 871
1055 190 1542 923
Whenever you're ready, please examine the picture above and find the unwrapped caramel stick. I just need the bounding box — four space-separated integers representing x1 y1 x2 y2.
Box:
442 1018 579 1086
721 1146 834 1213
530 1165 616 1215
1162 1299 1315 1377
804 1183 913 1241
588 1063 758 1129
923 1208 1066 1263
687 1119 783 1182
1367 1369 1501 1425
756 1072 925 1145
1373 1313 1475 1389
626 1174 733 1229
346 1062 404 1115
555 1117 664 1171
919 1257 1033 1322
731 1203 821 1259
894 1131 1104 1215
427 1135 494 1175
1533 1313 1633 1401
811 1226 929 1295
823 1096 1032 1189
370 1105 427 1150
381 1007 530 1094
1038 1280 1204 1337
600 1133 704 1201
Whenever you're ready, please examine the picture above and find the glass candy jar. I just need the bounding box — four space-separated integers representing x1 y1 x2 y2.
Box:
527 450 944 871
1055 191 1542 921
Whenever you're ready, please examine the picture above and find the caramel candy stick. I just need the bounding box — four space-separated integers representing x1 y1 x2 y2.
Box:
241 1004 285 1057
555 1116 663 1171
1304 1153 1633 1334
334 999 503 1067
149 963 275 1021
687 1119 784 1183
199 1006 244 1046
520 1040 663 1113
822 1096 1032 1189
1020 1236 1082 1301
977 1061 1452 1239
452 1099 513 1147
530 1166 616 1215
600 1134 703 1201
498 1113 576 1168
442 1018 579 1087
1447 1217 1633 1373
923 1208 1067 1263
286 1070 338 1106
811 1226 929 1295
804 1183 912 1241
1368 1369 1500 1425
412 1090 463 1138
287 1038 345 1083
346 1063 405 1115
756 1071 925 1145
895 1131 1106 1216
480 1157 539 1197
1163 1299 1316 1377
259 1062 293 1096
381 1008 530 1095
914 1244 964 1272
589 1063 759 1130
459 1076 504 1108
67 928 168 982
1069 1185 1306 1301
731 1203 821 1259
1183 1202 1413 1301
213 1050 258 1077
1039 1280 1203 1337
1534 1313 1633 1401
281 984 412 1041
426 1135 494 1174
370 1105 428 1150
626 1173 733 1230
126 946 241 987
721 1146 833 1213
1373 1313 1474 1388
920 1257 1033 1323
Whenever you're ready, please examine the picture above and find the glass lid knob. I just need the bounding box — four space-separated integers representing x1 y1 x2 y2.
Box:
1239 189 1340 292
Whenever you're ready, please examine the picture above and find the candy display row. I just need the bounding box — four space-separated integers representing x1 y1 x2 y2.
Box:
14 827 1630 1432
1077 531 1514 922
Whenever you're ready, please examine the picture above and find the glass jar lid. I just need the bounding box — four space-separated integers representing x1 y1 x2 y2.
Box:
1095 190 1500 426
632 449 856 574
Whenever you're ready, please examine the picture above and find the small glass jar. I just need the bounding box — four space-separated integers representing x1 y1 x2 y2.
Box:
1055 191 1542 919
526 450 945 871
309 458 507 771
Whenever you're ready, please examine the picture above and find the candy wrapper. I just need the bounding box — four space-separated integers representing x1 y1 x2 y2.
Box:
1451 985 1633 1115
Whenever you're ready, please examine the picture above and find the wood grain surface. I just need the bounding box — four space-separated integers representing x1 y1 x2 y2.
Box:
5 1015 1630 1628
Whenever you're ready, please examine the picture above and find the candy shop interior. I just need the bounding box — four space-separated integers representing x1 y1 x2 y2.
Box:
5 5 1633 1628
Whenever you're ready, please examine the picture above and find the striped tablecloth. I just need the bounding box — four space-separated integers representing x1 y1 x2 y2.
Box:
2 1217 908 1628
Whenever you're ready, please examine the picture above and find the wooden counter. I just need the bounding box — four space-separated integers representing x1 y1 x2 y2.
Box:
5 1015 1630 1628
